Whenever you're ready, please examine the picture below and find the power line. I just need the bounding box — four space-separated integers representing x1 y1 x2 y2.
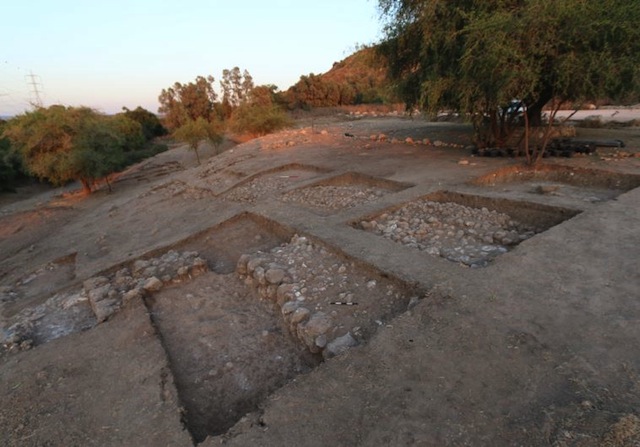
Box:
25 71 44 108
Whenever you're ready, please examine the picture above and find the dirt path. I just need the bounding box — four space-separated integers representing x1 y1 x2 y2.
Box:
1 117 639 446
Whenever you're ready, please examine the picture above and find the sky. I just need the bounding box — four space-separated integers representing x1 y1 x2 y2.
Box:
1 0 384 116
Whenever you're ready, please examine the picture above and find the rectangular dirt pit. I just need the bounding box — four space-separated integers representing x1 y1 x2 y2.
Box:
471 164 640 193
353 190 581 267
168 212 295 274
143 213 421 442
221 163 332 204
280 171 413 214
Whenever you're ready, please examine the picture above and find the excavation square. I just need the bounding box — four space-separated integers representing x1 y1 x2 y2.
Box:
471 164 640 204
222 163 331 204
354 191 581 267
168 212 294 274
280 171 412 214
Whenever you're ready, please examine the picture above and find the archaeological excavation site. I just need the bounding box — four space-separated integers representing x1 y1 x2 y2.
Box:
1 117 640 446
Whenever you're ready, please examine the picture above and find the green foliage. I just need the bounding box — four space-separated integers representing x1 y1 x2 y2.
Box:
2 105 148 194
108 114 145 152
286 46 394 109
288 74 343 109
173 117 224 164
220 67 254 117
120 106 167 140
158 76 218 130
231 103 291 136
378 0 640 149
0 119 24 191
231 85 291 136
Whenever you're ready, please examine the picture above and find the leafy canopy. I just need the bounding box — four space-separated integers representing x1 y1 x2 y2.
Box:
230 85 291 136
158 76 218 130
2 105 144 193
378 0 640 120
120 106 167 140
173 117 224 165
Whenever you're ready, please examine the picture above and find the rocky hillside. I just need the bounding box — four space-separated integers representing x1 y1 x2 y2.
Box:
285 46 397 108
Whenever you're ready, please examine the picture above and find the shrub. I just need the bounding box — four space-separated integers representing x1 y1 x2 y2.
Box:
230 103 291 136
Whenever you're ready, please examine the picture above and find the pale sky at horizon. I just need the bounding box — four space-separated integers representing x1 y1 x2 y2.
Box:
1 0 383 116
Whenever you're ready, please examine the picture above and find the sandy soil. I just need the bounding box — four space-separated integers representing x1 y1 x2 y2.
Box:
1 115 640 446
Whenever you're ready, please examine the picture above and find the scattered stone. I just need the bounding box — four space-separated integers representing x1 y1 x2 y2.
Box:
246 258 263 274
282 185 388 211
265 268 285 285
324 332 358 358
132 259 149 274
458 159 470 165
236 254 251 275
315 334 328 349
83 276 109 291
236 234 409 357
358 200 539 266
143 277 164 293
92 298 119 323
290 307 311 325
122 288 143 303
281 301 299 316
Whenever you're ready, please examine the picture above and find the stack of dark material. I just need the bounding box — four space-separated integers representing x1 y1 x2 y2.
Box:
471 138 625 158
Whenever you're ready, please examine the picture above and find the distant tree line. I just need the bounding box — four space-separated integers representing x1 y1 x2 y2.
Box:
0 54 396 194
1 105 167 194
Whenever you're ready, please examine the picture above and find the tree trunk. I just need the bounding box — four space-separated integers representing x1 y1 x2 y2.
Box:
526 87 554 127
80 178 92 195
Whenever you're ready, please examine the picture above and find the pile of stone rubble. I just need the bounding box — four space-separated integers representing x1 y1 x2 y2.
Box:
281 185 386 211
359 200 539 267
237 235 412 359
1 250 208 353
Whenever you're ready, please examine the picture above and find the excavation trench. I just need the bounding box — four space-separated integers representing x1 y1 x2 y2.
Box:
142 213 420 442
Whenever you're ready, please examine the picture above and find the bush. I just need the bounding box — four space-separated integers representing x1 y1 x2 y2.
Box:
230 103 291 136
0 133 24 192
120 106 167 140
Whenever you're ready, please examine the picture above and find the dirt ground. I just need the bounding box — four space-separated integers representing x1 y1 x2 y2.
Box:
1 115 640 446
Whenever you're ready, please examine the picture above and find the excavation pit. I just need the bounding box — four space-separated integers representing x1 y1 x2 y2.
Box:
281 171 412 214
471 164 640 204
171 212 294 274
354 191 581 267
222 163 331 204
147 271 318 443
144 213 420 442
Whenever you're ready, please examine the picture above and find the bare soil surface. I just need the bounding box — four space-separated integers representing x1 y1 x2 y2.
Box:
1 115 640 446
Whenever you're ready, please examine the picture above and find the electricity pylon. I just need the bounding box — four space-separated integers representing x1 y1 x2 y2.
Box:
26 71 43 108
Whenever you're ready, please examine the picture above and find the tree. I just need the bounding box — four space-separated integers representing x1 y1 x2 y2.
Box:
288 74 342 109
230 85 291 136
220 67 254 117
2 106 136 194
378 0 640 160
158 76 218 130
0 119 24 192
120 106 167 140
173 117 224 165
